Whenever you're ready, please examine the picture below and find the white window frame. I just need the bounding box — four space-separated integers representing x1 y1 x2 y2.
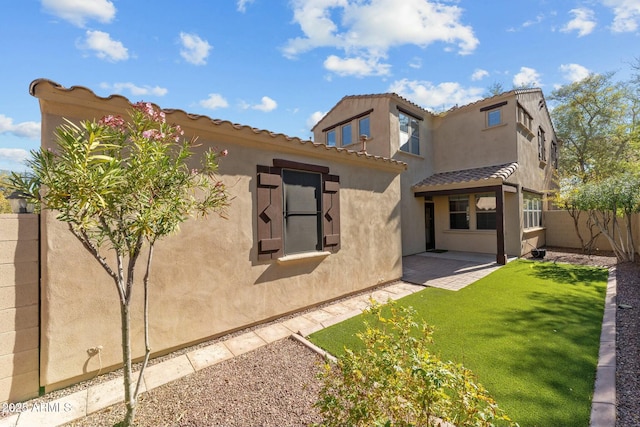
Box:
523 193 542 229
399 112 420 155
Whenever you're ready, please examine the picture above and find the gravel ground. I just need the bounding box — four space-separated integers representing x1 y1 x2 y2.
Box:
5 248 638 426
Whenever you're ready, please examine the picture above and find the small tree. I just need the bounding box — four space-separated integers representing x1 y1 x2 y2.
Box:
10 102 229 426
571 174 640 262
315 300 515 427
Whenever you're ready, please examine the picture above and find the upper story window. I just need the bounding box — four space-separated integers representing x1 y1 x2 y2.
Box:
517 105 533 131
256 160 340 261
449 195 469 229
538 127 546 161
321 108 373 148
487 109 501 127
399 112 420 155
359 116 370 139
342 124 352 146
326 130 336 147
551 139 558 169
480 101 507 129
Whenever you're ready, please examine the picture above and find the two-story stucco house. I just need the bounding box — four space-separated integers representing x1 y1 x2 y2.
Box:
313 89 558 264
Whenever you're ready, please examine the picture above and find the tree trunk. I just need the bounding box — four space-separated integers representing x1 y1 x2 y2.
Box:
121 301 137 427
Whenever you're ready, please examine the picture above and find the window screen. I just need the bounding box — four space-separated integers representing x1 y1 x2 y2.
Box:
282 169 322 254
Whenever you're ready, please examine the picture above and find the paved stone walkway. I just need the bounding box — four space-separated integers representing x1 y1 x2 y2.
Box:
0 253 616 427
402 251 505 291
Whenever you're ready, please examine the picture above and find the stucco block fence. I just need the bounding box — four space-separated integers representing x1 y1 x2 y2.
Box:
545 210 640 255
2 209 639 405
0 214 39 403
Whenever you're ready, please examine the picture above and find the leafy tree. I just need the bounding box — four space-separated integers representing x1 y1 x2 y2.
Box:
0 173 15 213
550 72 640 255
9 102 229 426
570 174 640 262
315 300 515 427
550 72 632 183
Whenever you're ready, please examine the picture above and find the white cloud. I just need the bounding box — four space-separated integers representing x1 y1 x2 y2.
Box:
324 55 391 77
41 0 116 27
199 93 229 110
179 32 212 65
602 0 640 32
0 148 30 165
471 69 489 81
250 96 278 112
237 0 255 12
559 63 591 82
307 111 326 130
561 8 597 36
522 14 545 28
409 57 422 69
100 82 167 97
79 30 129 62
513 67 542 87
0 115 41 140
283 0 478 77
388 79 484 111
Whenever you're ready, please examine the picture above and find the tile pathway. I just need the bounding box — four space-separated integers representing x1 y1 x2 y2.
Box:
0 252 616 427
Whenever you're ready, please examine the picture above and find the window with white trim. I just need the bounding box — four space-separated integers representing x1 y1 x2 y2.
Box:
399 112 420 155
523 193 542 229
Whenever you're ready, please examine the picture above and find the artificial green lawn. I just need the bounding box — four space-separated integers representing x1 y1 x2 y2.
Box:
309 260 609 427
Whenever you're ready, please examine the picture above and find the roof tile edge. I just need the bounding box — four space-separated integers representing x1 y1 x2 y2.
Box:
29 79 407 171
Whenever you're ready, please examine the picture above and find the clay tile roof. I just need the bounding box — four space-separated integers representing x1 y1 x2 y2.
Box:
412 162 519 189
28 79 407 171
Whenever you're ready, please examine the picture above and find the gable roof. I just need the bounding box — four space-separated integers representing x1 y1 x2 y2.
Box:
29 79 407 172
412 162 519 192
311 92 434 132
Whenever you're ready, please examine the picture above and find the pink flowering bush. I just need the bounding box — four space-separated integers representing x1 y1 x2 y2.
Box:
10 102 229 427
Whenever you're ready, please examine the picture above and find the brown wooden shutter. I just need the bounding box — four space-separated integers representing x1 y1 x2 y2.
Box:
322 174 340 252
257 165 283 261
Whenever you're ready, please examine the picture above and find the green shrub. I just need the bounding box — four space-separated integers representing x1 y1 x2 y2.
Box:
315 300 516 427
0 193 12 213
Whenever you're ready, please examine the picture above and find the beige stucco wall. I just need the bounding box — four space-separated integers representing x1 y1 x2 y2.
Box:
312 95 434 255
33 81 405 390
431 101 517 174
545 210 640 254
0 214 40 404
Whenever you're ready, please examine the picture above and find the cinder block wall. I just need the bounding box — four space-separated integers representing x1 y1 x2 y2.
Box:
0 214 39 403
545 210 640 254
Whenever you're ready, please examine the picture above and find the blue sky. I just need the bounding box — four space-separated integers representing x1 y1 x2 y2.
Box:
1 0 639 171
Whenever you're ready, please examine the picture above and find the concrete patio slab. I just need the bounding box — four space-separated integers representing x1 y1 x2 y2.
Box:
142 355 195 391
187 342 234 371
402 252 503 291
223 332 267 356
